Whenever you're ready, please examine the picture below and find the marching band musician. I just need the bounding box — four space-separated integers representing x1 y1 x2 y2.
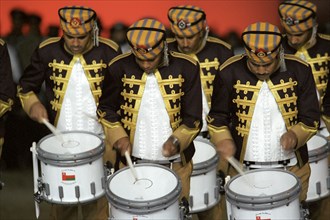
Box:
97 18 202 209
0 38 15 160
166 5 234 220
17 6 121 220
207 22 320 220
278 1 330 219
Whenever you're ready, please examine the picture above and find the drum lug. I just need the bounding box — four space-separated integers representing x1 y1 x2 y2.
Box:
179 197 191 220
104 161 115 177
34 178 44 203
300 201 311 220
217 170 226 195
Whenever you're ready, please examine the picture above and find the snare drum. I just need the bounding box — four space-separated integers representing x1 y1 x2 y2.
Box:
306 134 330 202
226 169 301 220
189 137 220 213
106 164 181 219
36 131 105 204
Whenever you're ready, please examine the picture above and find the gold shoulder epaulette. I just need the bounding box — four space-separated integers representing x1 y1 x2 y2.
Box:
170 51 198 65
318 33 330 41
39 37 61 49
207 36 232 50
109 52 131 66
220 54 244 71
166 38 176 44
99 37 120 51
0 38 5 46
284 54 309 67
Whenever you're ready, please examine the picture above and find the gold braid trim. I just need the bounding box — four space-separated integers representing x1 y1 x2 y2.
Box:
318 33 330 41
294 49 329 99
321 115 330 134
267 79 298 127
290 122 318 149
207 123 233 146
97 110 128 147
17 86 40 116
0 98 13 117
99 37 120 51
172 124 201 165
207 36 232 50
39 37 61 48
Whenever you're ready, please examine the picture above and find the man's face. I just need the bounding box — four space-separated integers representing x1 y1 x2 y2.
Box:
247 57 280 81
285 28 313 50
135 53 162 74
175 31 203 54
63 32 92 55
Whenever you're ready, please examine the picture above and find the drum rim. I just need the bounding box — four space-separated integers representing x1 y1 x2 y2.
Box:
106 163 182 214
308 134 329 162
42 191 105 205
225 169 301 210
192 138 219 175
36 131 104 164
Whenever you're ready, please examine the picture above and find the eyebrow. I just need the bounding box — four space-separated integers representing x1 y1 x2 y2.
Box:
250 61 272 67
64 33 88 39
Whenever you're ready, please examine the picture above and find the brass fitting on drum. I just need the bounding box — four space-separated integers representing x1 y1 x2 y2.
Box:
179 197 191 220
33 177 45 203
217 170 226 195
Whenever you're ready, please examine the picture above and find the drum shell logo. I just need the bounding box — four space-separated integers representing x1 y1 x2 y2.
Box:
61 169 76 184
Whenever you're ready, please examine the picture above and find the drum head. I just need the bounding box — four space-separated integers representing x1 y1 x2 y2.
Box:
307 135 327 151
108 164 179 201
193 138 216 164
226 169 301 210
37 131 104 161
228 169 298 197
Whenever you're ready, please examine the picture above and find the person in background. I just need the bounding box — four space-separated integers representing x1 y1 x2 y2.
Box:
97 18 202 212
278 1 330 219
109 22 130 53
0 38 15 160
16 13 44 70
207 22 320 220
3 8 27 46
166 5 234 219
17 6 121 220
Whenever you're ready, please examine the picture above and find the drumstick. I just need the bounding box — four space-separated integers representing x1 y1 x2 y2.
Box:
124 151 138 182
227 156 253 187
227 156 246 176
41 118 64 142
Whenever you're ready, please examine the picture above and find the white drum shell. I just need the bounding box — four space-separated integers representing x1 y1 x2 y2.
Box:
226 169 301 220
40 157 105 204
106 164 181 219
306 134 330 202
189 137 220 213
36 131 105 204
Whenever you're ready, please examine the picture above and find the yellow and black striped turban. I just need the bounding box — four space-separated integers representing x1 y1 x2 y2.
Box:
126 19 166 60
168 5 206 37
58 6 96 35
242 22 282 64
278 0 317 33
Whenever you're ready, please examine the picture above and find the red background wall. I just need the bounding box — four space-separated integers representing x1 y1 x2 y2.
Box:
1 0 284 38
1 0 329 38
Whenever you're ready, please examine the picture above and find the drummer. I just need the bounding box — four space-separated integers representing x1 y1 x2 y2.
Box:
17 5 121 220
0 39 15 160
166 5 234 219
97 18 203 209
278 1 330 218
207 22 320 220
